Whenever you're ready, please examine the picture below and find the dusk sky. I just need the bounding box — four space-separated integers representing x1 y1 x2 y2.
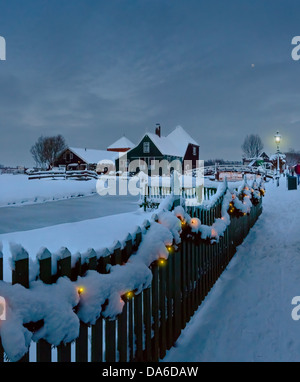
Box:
1 0 300 166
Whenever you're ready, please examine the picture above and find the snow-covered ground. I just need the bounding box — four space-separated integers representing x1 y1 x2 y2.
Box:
0 174 98 207
0 209 153 283
164 178 300 362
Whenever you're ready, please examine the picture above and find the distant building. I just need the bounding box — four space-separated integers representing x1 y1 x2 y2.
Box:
243 152 271 167
54 147 118 174
116 125 200 175
107 136 135 153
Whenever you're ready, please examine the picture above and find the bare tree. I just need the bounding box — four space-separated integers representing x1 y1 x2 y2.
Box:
285 149 300 168
30 135 67 169
241 134 264 159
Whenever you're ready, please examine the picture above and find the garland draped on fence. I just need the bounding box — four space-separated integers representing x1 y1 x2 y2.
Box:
0 176 265 362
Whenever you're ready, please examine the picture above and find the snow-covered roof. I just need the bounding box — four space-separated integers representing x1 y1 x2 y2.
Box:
269 153 286 162
139 126 198 157
145 133 182 157
69 148 118 164
167 126 199 157
107 136 135 150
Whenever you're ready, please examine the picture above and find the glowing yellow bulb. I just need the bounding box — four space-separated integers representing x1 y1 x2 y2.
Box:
126 291 134 299
77 287 85 295
167 246 173 253
159 258 166 266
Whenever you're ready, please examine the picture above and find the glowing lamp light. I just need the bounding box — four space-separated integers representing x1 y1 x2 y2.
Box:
126 291 134 300
274 131 281 144
77 286 85 295
211 228 217 237
190 218 200 228
167 245 174 254
159 258 167 267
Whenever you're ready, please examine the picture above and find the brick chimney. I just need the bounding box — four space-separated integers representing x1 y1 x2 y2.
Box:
155 123 161 137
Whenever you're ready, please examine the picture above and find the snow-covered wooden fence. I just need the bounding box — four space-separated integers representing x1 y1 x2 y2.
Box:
0 179 264 363
28 170 99 181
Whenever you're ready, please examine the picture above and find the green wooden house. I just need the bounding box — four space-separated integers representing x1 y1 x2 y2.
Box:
116 125 199 175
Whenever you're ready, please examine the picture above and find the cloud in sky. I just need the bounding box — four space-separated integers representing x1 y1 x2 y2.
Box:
1 0 300 166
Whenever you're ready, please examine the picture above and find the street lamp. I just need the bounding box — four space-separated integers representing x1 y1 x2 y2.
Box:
274 131 282 186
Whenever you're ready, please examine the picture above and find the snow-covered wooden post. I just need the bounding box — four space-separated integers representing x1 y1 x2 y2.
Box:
134 227 142 249
87 249 97 270
124 233 133 263
11 245 29 361
12 246 29 288
36 248 52 362
98 248 111 274
112 241 122 265
38 248 52 284
57 247 72 362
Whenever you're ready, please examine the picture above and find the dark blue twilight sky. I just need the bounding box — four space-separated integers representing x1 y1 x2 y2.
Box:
0 0 300 166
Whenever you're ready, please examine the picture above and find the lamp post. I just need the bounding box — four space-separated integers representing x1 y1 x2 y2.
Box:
274 131 281 187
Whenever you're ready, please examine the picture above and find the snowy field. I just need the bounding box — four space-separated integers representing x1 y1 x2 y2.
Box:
0 173 242 208
164 178 300 362
0 174 98 207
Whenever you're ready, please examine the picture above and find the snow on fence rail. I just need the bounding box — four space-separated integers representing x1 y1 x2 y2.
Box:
0 177 265 362
28 170 99 181
187 165 275 179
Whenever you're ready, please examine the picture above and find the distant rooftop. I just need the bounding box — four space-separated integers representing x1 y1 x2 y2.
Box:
69 147 118 164
107 136 135 150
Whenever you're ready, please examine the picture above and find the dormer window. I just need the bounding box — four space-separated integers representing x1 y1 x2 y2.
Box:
193 146 197 156
143 142 150 154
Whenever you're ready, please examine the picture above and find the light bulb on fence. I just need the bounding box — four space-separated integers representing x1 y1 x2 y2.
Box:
159 258 167 267
77 286 85 295
126 291 134 300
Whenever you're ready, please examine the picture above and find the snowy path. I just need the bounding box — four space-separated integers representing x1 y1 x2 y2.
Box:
0 194 140 234
164 180 300 362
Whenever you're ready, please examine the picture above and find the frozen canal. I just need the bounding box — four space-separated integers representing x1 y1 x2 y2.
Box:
0 193 140 234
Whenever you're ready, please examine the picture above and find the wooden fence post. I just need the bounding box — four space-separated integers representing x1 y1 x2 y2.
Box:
57 248 72 362
37 248 52 362
143 288 152 361
105 319 116 362
151 262 159 361
117 301 128 362
12 246 29 362
159 263 167 359
135 227 142 250
134 293 143 361
98 249 111 274
123 234 133 263
87 249 104 363
112 241 122 265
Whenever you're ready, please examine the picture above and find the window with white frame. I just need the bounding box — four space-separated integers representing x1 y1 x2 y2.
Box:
143 141 150 153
